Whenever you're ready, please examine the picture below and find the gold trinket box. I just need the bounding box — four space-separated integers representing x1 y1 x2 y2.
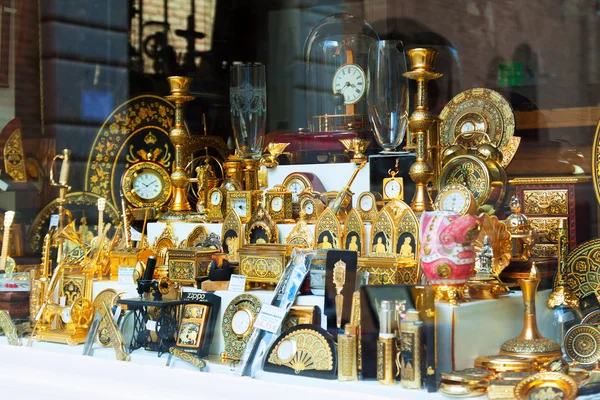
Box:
357 257 419 285
238 244 294 288
167 248 218 285
439 381 487 398
109 248 140 281
487 380 516 400
475 355 534 373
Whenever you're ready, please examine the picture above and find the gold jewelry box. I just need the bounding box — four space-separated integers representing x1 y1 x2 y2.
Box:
357 257 419 285
167 248 218 285
238 244 294 288
109 248 141 281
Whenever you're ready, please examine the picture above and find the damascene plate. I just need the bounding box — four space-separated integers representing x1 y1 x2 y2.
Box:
514 372 578 400
582 310 600 326
564 324 600 365
592 120 600 205
555 238 600 300
440 88 515 154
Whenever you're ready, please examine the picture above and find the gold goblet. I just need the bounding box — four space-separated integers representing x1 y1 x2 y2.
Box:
339 138 372 164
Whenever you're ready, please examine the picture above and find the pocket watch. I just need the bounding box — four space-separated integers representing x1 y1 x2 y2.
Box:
439 152 507 209
226 191 253 223
434 183 478 216
265 186 294 223
333 63 366 105
206 187 226 221
282 172 326 203
356 191 382 222
298 191 326 223
222 293 262 361
383 160 404 201
121 161 172 208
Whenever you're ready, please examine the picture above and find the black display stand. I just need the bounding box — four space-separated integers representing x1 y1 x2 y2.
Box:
117 298 182 357
324 250 357 340
368 153 416 201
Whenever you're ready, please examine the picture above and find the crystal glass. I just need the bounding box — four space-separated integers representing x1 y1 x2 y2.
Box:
367 41 409 152
230 63 266 159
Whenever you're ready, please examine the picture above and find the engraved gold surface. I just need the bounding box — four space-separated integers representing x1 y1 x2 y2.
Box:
564 324 600 365
185 225 209 247
531 244 558 258
344 209 365 256
265 191 293 222
153 224 178 264
221 294 261 361
439 88 515 153
285 218 314 249
121 161 172 209
356 191 380 222
523 190 568 216
0 310 20 346
555 238 600 300
4 128 27 182
206 187 226 221
514 372 578 400
268 329 334 373
473 214 512 277
245 204 278 244
369 209 396 257
226 191 253 224
93 289 118 347
222 210 242 262
499 136 520 169
592 119 600 205
315 208 342 250
510 176 591 185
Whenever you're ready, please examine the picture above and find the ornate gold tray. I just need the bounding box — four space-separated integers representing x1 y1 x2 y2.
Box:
555 238 600 300
27 191 120 253
514 372 578 400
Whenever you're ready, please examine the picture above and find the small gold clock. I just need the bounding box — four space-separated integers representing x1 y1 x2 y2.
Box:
222 293 262 361
226 191 253 223
282 172 326 203
265 187 294 223
121 161 172 209
356 191 382 222
383 170 404 201
299 191 326 223
206 187 226 221
434 183 478 216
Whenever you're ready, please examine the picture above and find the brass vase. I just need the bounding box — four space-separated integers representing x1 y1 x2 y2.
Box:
500 263 562 362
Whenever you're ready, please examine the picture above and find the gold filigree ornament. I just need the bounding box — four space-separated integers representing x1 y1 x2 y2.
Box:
564 324 600 365
3 127 27 182
592 118 600 205
268 329 334 373
245 204 278 245
555 238 600 301
285 215 314 249
93 289 119 347
514 372 578 400
184 225 209 247
315 208 342 250
152 224 178 264
343 209 365 255
473 214 512 277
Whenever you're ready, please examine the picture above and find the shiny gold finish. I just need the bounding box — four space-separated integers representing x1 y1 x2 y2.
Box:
547 219 579 309
238 244 294 288
35 297 95 345
265 187 294 223
434 183 478 216
315 208 342 250
339 137 371 164
299 191 326 223
330 161 366 218
357 257 419 285
221 293 262 361
167 248 217 285
261 142 290 168
223 154 244 185
467 280 510 300
245 204 278 244
404 48 442 202
474 355 535 373
564 324 600 365
121 161 172 209
343 209 365 256
432 284 470 306
222 210 243 262
226 190 253 224
487 380 517 400
0 211 16 274
333 259 347 329
285 215 314 249
438 382 487 398
514 372 578 400
268 328 334 373
377 337 396 385
338 327 358 381
242 159 260 191
206 187 226 222
554 238 600 300
500 264 562 361
473 214 512 277
0 310 20 346
522 189 568 216
592 119 600 205
356 191 382 222
510 176 591 185
4 128 27 182
160 77 200 221
99 302 130 361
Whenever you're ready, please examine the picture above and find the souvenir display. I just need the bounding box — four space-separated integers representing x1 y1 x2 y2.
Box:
356 191 382 222
261 142 290 168
513 372 578 400
299 191 326 223
238 244 294 288
222 210 243 262
324 250 357 337
315 208 342 250
121 160 172 209
285 216 314 249
343 209 365 256
245 204 278 245
264 187 294 223
338 324 358 381
434 183 477 216
339 137 371 164
206 187 226 221
505 196 533 261
383 160 405 201
0 310 20 346
166 248 216 285
0 211 16 273
226 190 253 224
330 161 367 219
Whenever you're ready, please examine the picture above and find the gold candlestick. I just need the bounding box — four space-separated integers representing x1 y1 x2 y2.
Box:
500 263 562 362
160 76 202 221
404 48 442 213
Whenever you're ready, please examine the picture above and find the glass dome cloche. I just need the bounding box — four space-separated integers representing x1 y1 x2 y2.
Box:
304 13 379 133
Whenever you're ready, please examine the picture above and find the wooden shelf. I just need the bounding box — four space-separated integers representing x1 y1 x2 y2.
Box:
515 106 600 129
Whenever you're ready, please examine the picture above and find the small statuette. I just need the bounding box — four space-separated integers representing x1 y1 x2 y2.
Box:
476 235 494 279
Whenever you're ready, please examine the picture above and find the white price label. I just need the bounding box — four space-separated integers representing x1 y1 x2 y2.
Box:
146 320 157 331
49 214 59 229
118 267 134 284
228 274 246 293
59 296 66 307
254 304 286 334
130 228 142 242
0 179 8 192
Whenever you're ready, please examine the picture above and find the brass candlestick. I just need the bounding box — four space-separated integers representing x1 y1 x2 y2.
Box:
160 76 201 221
500 263 562 362
404 48 442 213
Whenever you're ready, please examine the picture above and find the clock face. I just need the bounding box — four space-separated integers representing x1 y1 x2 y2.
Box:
304 201 314 215
232 198 248 217
271 196 283 212
360 194 374 211
443 160 488 202
333 64 366 105
232 309 252 336
286 179 306 202
277 338 297 363
210 190 222 205
122 161 172 208
441 192 467 213
384 179 402 199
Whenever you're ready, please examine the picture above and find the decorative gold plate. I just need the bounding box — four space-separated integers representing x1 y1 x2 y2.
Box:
592 119 600 205
27 191 120 253
440 88 515 154
514 372 578 400
564 324 600 365
556 238 600 300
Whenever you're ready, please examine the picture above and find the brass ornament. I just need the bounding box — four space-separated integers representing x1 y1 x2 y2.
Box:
0 310 21 346
206 187 226 221
121 161 172 209
261 142 290 168
339 137 371 164
93 289 119 347
522 189 568 216
356 191 381 222
582 310 600 326
500 136 521 169
513 372 578 400
386 199 420 261
222 210 243 262
343 209 365 256
245 204 278 245
264 189 294 223
315 208 342 250
185 225 209 247
439 87 515 154
298 191 326 223
434 183 477 216
238 244 293 287
267 328 334 373
474 355 535 373
27 191 120 253
564 324 600 365
152 224 178 264
221 293 262 361
473 214 512 277
285 217 314 249
556 238 600 301
226 190 253 224
592 118 600 205
3 128 27 182
369 209 396 257
84 95 175 207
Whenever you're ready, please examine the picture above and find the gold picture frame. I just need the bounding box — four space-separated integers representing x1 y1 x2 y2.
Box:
222 210 243 263
343 209 365 256
245 204 278 245
369 209 396 257
315 208 342 250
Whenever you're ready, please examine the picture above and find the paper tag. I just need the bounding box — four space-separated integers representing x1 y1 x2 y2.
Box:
146 320 157 331
118 267 134 284
0 179 8 192
130 228 142 242
254 304 286 333
59 296 66 307
49 214 59 229
228 274 246 293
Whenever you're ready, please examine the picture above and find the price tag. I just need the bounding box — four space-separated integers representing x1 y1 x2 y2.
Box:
49 214 59 229
0 178 8 192
228 274 246 293
254 304 286 334
59 296 66 307
118 267 134 284
130 228 142 242
146 320 157 331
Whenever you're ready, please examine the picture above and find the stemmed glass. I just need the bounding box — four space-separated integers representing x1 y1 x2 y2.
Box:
230 63 267 159
367 41 409 152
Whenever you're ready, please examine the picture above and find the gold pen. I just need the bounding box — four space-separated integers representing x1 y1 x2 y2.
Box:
377 300 396 385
